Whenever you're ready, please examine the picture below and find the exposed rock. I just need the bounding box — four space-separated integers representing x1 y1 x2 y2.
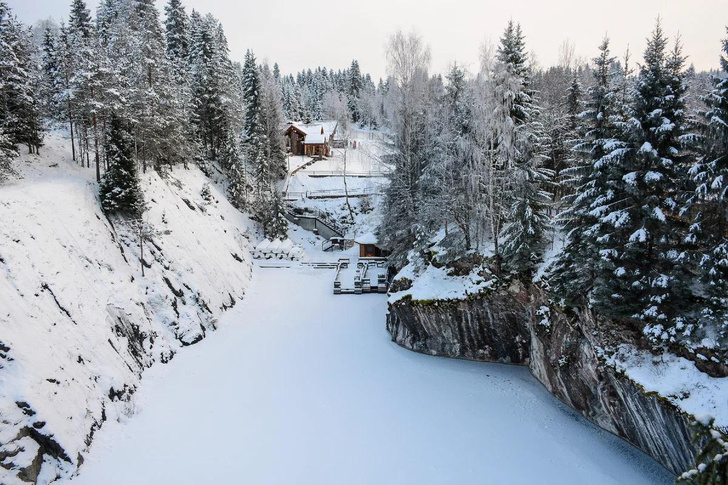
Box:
386 289 529 364
387 282 697 476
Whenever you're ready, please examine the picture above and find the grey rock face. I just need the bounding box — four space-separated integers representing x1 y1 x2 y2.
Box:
387 284 696 476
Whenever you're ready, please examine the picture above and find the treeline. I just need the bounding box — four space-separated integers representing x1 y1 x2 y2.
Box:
0 0 292 238
378 21 728 355
0 2 44 177
279 61 387 128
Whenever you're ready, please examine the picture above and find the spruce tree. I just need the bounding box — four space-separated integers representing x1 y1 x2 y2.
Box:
591 21 694 344
68 0 92 38
187 12 239 163
242 49 270 197
685 28 728 344
0 1 44 154
0 125 17 181
496 21 532 123
678 417 728 485
549 37 620 305
348 59 362 123
164 0 189 62
494 21 552 277
40 27 62 119
262 191 289 240
99 115 144 217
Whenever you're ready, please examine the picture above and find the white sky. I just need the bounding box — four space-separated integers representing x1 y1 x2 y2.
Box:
10 0 728 80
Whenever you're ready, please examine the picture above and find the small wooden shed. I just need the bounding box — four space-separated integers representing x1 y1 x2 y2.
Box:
356 232 384 258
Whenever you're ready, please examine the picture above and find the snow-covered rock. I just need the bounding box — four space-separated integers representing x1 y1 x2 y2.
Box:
0 133 254 484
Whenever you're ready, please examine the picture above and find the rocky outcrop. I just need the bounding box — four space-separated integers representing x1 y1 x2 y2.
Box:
386 287 530 364
387 281 696 476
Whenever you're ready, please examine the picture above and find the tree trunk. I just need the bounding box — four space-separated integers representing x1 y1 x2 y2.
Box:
343 141 355 223
139 222 145 278
68 104 76 162
85 126 90 168
91 87 100 182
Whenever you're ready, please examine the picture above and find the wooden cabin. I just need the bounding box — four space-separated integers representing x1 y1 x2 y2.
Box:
284 121 338 158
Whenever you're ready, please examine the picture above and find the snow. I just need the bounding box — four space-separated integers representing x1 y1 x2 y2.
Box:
629 228 648 243
0 131 255 484
355 231 377 245
639 141 656 155
389 261 496 303
607 345 728 428
303 133 326 144
65 266 673 485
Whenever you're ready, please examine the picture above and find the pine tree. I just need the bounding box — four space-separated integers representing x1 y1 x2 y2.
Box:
164 0 189 62
348 59 362 123
68 0 92 38
494 21 552 277
591 21 694 343
685 28 728 344
549 37 620 305
0 1 44 154
99 115 144 217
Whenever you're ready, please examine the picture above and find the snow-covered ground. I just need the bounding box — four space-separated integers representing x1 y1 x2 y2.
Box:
66 265 672 485
0 132 255 484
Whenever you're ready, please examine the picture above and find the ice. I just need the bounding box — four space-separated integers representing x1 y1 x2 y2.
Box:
66 266 673 485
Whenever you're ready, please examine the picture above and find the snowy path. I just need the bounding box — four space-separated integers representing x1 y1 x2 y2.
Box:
68 266 672 485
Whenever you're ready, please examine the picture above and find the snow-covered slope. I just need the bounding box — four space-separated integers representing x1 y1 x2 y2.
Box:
0 133 255 484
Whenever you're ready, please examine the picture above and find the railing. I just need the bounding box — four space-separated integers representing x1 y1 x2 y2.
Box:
302 170 391 177
285 187 383 200
284 207 346 239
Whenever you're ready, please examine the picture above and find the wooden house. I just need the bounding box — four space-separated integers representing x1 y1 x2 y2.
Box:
284 121 338 158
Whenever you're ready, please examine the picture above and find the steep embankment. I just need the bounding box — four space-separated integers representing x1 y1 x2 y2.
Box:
386 262 728 476
0 134 254 484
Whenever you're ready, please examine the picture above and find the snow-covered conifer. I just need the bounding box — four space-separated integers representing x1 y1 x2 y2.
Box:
591 21 694 343
99 115 144 217
685 28 728 343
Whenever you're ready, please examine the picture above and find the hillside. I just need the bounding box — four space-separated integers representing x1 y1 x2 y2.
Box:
0 133 255 484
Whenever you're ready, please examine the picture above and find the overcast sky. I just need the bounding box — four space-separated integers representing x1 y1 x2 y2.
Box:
10 0 728 80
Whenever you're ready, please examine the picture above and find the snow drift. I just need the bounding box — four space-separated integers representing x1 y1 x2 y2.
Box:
0 134 254 484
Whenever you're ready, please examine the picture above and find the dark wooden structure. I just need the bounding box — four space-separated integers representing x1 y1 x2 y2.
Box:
356 233 384 258
283 122 337 157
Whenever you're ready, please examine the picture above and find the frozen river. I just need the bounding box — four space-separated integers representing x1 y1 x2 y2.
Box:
68 266 673 484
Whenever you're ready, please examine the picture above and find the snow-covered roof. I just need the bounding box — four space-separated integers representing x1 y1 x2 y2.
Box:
303 133 326 144
287 120 338 144
355 232 378 245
